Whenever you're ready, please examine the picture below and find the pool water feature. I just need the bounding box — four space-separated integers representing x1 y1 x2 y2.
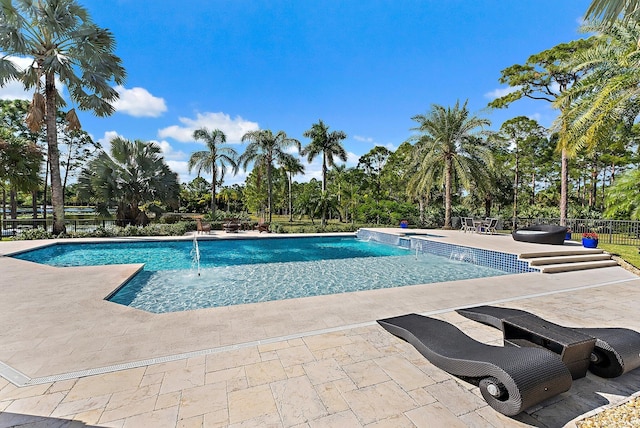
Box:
12 236 509 313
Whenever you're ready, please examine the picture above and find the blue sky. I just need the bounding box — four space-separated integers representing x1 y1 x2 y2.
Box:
0 0 592 185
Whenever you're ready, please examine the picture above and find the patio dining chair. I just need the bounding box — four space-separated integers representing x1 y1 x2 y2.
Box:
481 218 498 234
462 217 477 233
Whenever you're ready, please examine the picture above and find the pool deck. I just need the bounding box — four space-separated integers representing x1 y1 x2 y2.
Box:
0 229 639 427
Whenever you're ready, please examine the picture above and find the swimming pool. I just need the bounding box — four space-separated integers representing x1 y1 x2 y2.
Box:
13 236 509 313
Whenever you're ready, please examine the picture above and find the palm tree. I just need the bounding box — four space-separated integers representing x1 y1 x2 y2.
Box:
409 101 491 228
239 129 300 223
279 153 305 222
0 0 126 234
188 128 238 217
556 19 640 156
77 137 179 225
301 120 347 226
585 0 640 24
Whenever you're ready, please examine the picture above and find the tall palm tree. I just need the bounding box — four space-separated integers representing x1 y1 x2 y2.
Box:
301 120 347 226
0 0 126 234
279 153 305 222
239 129 300 223
77 137 179 225
188 128 238 217
409 101 491 228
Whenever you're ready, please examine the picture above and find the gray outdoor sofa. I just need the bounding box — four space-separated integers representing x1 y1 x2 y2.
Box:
512 224 568 245
377 314 572 416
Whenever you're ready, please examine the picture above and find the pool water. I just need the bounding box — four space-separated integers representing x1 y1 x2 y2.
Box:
13 237 409 270
13 236 509 313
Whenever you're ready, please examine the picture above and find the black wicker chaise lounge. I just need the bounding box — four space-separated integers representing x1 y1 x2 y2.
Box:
456 306 640 379
512 224 568 245
377 314 572 416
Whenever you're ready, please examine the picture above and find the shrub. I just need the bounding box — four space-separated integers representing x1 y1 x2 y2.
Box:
13 228 54 240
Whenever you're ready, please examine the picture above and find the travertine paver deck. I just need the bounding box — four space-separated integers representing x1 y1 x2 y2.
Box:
0 230 639 427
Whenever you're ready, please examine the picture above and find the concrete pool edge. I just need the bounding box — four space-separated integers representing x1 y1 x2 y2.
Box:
1 273 638 387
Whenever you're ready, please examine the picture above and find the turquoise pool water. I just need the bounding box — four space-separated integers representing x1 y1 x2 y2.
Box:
13 236 508 313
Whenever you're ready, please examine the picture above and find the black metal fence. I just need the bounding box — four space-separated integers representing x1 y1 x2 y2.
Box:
516 218 640 246
1 218 118 237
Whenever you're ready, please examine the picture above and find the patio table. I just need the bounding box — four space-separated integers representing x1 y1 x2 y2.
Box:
501 314 596 379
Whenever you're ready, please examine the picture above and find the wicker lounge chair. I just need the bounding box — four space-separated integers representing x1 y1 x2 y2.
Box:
456 306 640 379
196 218 211 234
223 219 241 233
255 222 270 233
377 314 572 416
512 224 567 245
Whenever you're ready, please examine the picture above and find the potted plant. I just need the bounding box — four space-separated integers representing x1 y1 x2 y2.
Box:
565 228 572 241
582 232 598 248
400 220 409 229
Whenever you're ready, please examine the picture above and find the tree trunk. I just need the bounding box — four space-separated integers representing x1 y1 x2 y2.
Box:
32 191 38 220
513 148 519 230
211 166 217 218
288 173 293 222
321 154 327 227
266 163 273 223
484 196 492 219
444 157 452 228
43 158 49 220
531 171 536 205
63 145 72 205
45 72 66 235
1 187 5 235
560 148 568 226
10 188 17 219
590 162 597 209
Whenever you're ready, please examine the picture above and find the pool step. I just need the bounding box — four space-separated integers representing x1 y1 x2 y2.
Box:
519 248 604 259
520 250 618 273
537 260 619 273
527 253 613 266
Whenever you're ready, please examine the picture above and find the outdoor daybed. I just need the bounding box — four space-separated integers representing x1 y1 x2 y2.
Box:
512 224 567 245
377 314 572 416
456 306 640 379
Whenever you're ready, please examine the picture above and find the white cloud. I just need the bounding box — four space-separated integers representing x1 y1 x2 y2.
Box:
346 152 359 166
528 113 543 122
0 80 32 101
484 86 521 100
96 130 123 154
113 85 167 117
158 112 259 143
166 160 191 183
353 135 374 143
151 139 187 161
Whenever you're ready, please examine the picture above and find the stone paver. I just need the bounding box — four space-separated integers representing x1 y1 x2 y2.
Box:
1 231 639 426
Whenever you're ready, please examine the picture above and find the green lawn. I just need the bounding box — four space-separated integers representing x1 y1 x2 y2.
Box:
599 243 640 270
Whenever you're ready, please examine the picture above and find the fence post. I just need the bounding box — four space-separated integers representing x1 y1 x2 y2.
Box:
608 220 612 244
